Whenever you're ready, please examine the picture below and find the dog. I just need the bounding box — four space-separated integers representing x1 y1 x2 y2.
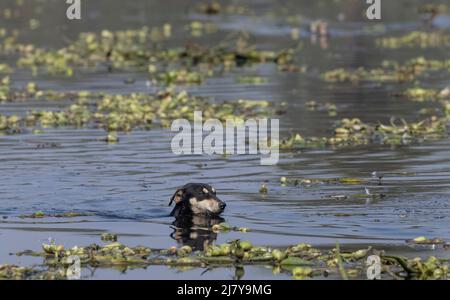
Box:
169 183 226 217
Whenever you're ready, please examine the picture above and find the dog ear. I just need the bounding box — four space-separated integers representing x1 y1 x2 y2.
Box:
169 188 185 206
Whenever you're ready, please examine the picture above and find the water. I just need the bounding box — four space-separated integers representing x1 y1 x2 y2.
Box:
1 0 450 279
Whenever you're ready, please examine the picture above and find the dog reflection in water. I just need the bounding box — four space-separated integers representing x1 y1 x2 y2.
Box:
168 183 226 250
170 215 224 250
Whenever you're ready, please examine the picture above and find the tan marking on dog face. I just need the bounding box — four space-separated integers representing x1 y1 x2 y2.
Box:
170 189 184 205
202 187 209 194
189 197 221 214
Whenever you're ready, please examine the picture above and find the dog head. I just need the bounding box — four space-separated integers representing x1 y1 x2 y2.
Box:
169 183 226 217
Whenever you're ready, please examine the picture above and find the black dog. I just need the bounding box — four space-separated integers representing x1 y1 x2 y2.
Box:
169 183 226 217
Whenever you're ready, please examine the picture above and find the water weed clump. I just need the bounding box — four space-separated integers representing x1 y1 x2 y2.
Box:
0 89 273 134
17 28 163 74
93 90 272 130
280 134 328 149
28 103 92 129
19 212 93 219
4 239 448 280
154 70 205 86
445 102 450 116
16 28 296 77
279 176 367 187
236 76 268 85
0 64 13 74
329 117 448 147
101 233 118 242
197 2 250 15
0 28 26 55
102 132 119 143
401 87 440 102
188 21 218 37
322 67 415 83
0 113 22 135
408 236 446 246
0 76 10 101
211 222 250 233
259 184 268 194
305 101 337 116
280 116 448 150
384 57 450 75
323 57 450 83
0 265 42 280
376 31 450 49
0 77 78 103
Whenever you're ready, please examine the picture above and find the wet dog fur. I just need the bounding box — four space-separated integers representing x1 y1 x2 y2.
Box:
169 183 226 217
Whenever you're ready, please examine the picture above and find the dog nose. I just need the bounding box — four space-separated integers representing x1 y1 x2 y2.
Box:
219 202 226 210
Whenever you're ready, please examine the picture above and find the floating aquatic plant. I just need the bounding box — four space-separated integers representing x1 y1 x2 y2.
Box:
211 222 250 233
279 176 367 186
305 101 337 116
400 87 439 102
0 64 12 74
16 28 296 76
4 238 448 280
259 184 268 194
0 112 22 135
329 116 448 147
101 233 118 242
103 132 119 143
280 116 448 150
19 212 93 219
155 69 205 85
408 236 446 245
376 31 450 49
445 102 450 117
0 76 11 101
236 76 268 85
0 89 273 135
322 67 405 83
323 57 450 83
197 2 250 15
0 265 41 280
197 2 222 15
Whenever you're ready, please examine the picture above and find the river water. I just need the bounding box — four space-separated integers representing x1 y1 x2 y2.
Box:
0 0 449 279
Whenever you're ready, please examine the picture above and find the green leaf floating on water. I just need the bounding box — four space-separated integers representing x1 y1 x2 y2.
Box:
339 178 365 184
280 256 313 266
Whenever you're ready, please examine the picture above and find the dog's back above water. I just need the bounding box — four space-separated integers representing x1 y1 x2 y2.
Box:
169 183 226 217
